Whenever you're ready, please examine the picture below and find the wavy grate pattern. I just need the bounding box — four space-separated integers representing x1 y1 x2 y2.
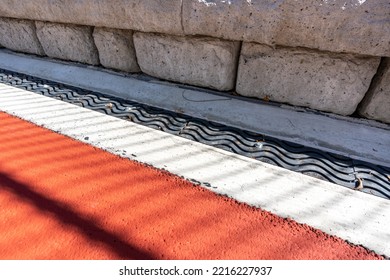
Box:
1 69 389 199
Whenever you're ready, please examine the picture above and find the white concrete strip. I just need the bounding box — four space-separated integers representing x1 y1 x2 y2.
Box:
0 50 389 167
1 83 389 257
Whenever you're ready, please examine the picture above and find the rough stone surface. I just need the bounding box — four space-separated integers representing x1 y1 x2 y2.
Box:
0 0 182 35
358 58 390 124
236 43 381 115
0 1 388 57
93 27 140 73
0 17 44 55
183 0 390 57
36 22 99 65
133 32 240 91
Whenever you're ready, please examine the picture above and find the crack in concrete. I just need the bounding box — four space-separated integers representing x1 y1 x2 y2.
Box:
180 0 185 34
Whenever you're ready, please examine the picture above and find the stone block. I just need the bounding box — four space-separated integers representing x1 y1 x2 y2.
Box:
133 32 240 91
0 17 44 55
236 43 380 115
183 0 390 57
359 58 390 124
36 22 99 65
93 27 140 73
0 0 182 35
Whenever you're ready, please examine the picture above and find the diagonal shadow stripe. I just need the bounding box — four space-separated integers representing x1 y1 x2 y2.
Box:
0 172 154 260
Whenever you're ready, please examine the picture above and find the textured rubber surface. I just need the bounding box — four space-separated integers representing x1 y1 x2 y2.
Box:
1 69 389 199
0 112 384 260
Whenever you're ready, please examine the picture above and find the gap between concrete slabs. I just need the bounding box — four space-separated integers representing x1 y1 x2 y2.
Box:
0 83 389 257
0 50 389 167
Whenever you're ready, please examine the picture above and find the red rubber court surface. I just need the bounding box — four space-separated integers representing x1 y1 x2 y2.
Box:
0 112 383 260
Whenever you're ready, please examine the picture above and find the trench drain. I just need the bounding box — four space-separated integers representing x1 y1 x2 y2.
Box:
1 69 389 200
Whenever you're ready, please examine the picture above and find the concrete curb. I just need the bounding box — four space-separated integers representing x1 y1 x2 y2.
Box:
0 50 389 167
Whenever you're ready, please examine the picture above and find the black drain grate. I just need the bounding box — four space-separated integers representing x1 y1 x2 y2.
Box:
1 69 389 199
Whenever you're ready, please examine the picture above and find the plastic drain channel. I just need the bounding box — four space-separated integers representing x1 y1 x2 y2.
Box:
1 69 389 200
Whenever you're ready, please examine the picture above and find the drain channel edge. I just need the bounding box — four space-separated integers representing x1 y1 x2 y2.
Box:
1 69 389 200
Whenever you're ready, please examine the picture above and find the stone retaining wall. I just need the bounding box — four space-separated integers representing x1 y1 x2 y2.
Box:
133 33 240 90
0 1 389 123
